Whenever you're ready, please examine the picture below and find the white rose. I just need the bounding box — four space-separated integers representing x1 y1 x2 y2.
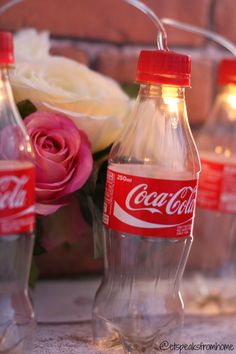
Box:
14 28 50 61
10 30 131 152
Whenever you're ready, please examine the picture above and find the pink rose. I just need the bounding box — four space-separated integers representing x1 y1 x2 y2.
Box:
24 111 93 215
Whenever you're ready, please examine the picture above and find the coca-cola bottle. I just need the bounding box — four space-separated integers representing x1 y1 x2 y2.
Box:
186 58 236 314
93 50 200 353
0 32 36 353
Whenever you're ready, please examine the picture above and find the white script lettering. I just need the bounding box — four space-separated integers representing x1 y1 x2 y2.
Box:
126 183 197 216
0 175 29 210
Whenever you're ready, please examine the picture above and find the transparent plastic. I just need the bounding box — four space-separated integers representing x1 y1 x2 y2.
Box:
93 84 200 353
123 0 168 50
161 18 236 56
0 66 35 353
0 235 35 353
185 85 236 314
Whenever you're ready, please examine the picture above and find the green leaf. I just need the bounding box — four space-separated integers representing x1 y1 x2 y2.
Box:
34 218 46 256
17 99 37 119
29 257 39 289
86 195 104 259
121 83 139 98
92 144 112 161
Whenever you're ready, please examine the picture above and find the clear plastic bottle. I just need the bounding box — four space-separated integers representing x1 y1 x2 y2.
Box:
0 33 36 353
185 59 236 314
93 50 200 353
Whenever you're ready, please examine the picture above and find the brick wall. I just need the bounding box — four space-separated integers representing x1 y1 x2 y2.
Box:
1 0 235 125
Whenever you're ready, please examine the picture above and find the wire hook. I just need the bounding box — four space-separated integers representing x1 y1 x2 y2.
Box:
0 0 169 51
162 17 236 56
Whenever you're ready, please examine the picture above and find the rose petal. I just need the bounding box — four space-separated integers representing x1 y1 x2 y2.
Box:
24 110 93 214
36 135 69 162
63 133 93 194
36 164 77 201
10 51 131 152
14 29 50 61
36 202 64 215
42 102 125 152
35 154 67 184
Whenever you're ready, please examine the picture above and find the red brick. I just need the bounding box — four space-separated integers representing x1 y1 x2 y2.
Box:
95 46 139 83
1 0 211 46
50 43 89 65
214 0 236 45
187 58 216 125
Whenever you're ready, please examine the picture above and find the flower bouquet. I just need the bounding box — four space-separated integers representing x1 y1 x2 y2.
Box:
10 29 131 277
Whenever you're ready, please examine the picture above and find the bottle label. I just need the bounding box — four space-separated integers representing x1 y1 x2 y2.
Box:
103 168 198 238
197 159 236 213
0 166 35 236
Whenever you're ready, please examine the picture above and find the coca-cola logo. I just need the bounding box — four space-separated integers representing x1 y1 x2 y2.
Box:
126 183 197 216
103 169 198 237
0 175 29 210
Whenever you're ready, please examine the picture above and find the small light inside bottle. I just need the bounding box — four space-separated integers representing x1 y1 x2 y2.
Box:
163 97 179 112
19 143 24 152
224 148 231 158
226 94 236 109
215 145 223 154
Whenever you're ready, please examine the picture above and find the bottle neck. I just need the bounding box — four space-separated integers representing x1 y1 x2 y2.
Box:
0 65 15 108
137 84 186 118
218 83 236 107
0 65 10 78
197 82 236 157
218 83 236 93
211 83 236 123
0 64 34 162
110 81 200 175
135 83 187 128
138 84 185 100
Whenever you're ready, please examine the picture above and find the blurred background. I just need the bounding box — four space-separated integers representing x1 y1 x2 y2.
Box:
1 0 235 278
1 0 235 128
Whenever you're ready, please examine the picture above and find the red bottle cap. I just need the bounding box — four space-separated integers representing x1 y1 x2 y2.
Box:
0 32 14 65
218 59 236 85
136 50 191 87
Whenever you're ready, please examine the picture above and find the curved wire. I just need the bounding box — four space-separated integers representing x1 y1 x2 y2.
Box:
122 0 168 50
0 0 24 15
162 17 236 56
0 0 169 51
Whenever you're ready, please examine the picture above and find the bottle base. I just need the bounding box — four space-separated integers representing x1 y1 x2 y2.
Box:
93 314 182 354
93 315 121 349
93 316 156 354
182 274 236 315
0 318 36 354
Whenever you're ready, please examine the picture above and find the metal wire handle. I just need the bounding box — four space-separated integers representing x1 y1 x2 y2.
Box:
0 0 169 51
162 17 236 56
124 0 168 50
